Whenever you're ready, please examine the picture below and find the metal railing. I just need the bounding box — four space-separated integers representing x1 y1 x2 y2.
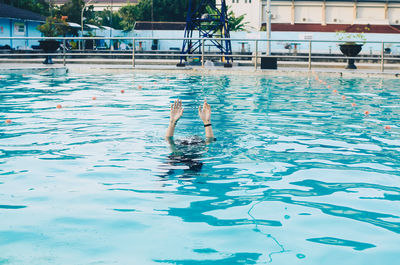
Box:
0 36 399 72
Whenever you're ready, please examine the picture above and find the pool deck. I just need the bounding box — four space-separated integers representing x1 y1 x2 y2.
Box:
1 61 400 78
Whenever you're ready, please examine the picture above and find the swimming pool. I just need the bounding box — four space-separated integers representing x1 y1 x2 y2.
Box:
0 72 399 264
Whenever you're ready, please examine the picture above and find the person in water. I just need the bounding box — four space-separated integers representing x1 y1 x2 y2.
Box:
161 99 215 177
165 98 214 140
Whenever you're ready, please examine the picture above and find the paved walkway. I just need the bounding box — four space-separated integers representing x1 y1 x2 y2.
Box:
1 61 400 78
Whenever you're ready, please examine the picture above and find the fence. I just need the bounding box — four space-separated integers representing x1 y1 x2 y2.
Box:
0 36 399 72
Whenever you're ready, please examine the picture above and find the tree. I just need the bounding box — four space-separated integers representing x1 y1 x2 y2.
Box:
205 6 249 32
118 0 247 31
0 0 51 16
227 10 249 31
119 0 191 30
119 4 139 31
37 16 69 37
56 0 85 24
96 8 123 30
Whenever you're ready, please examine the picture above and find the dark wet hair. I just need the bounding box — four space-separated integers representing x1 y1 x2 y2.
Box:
175 135 205 146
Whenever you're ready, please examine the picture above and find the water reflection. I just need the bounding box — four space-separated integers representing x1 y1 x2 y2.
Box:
155 252 262 265
306 237 375 251
2 73 400 264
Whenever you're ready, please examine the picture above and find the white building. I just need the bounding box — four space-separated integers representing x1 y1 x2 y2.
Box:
223 0 400 33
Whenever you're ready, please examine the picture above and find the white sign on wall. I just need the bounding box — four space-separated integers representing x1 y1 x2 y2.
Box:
299 33 313 40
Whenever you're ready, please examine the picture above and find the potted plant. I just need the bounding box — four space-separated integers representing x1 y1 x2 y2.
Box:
336 28 369 69
37 16 68 64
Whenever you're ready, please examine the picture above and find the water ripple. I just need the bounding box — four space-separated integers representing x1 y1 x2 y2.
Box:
0 73 399 264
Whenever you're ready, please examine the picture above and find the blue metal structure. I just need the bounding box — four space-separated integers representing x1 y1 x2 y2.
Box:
177 0 233 67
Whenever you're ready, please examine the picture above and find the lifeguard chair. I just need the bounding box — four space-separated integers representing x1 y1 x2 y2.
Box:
177 0 233 67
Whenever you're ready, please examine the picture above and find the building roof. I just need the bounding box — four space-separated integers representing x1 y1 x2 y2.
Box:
0 3 45 21
134 21 186 30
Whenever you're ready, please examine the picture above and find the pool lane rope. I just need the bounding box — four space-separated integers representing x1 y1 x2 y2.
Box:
4 74 393 132
311 72 392 131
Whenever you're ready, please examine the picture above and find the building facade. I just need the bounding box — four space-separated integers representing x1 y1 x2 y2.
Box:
223 0 400 33
0 3 45 49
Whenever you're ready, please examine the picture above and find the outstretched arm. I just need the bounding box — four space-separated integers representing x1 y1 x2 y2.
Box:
166 99 184 139
198 99 214 139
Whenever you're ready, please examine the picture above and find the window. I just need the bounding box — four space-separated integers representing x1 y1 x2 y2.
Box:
13 22 25 36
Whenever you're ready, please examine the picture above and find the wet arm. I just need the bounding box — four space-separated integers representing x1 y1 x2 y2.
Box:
198 99 214 139
165 99 183 139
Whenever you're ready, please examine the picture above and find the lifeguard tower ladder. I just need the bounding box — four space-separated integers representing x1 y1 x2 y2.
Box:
177 0 233 67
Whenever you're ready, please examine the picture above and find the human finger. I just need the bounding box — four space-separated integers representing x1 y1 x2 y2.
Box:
203 100 209 110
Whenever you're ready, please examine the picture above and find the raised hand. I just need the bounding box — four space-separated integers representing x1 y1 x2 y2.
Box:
166 99 183 139
198 99 211 125
170 99 184 125
198 99 214 139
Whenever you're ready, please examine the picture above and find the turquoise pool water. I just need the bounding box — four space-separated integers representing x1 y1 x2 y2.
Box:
0 72 399 264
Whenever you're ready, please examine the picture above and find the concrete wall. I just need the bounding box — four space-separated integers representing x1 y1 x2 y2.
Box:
92 28 135 48
220 0 262 30
325 3 354 24
388 4 400 24
129 29 400 55
2 24 399 55
294 3 323 24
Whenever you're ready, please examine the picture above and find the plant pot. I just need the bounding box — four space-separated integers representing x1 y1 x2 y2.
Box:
39 40 60 64
85 39 94 50
151 39 159 50
339 43 363 69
